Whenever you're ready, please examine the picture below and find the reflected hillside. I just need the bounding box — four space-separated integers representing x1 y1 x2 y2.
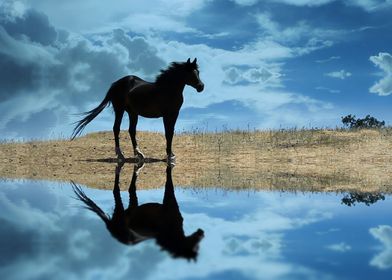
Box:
2 129 392 193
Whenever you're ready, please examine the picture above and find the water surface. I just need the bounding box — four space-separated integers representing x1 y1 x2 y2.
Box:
0 179 391 280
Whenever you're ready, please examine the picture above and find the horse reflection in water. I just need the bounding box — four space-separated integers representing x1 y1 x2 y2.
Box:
72 163 204 261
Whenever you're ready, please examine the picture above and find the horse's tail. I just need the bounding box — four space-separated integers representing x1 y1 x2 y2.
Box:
70 86 113 140
71 182 111 226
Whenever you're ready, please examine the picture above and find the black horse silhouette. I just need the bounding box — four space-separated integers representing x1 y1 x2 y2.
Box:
72 163 204 260
71 58 204 162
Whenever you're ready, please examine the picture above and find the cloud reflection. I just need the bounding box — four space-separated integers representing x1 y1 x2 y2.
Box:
0 178 391 279
370 225 392 269
325 242 351 253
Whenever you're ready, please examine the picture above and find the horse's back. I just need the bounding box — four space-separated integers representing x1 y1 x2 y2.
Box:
112 75 149 92
124 77 165 117
125 203 163 236
125 202 182 232
110 75 150 107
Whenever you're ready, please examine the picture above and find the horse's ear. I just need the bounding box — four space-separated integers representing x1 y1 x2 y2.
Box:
192 58 197 65
186 58 191 64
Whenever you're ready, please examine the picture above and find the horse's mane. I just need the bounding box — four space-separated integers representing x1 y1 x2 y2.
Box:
155 61 198 85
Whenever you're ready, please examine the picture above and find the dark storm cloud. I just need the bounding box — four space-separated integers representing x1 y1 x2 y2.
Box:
110 29 166 76
0 25 51 102
0 182 166 280
0 52 39 101
0 4 58 102
0 4 167 139
0 218 36 266
0 8 57 45
44 31 165 108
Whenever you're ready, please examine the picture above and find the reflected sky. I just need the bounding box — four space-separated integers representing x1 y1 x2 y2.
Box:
0 179 391 280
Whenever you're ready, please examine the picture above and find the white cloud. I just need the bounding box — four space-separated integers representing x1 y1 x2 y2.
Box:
224 66 282 85
326 242 352 252
0 0 343 139
19 0 209 34
0 0 27 21
325 69 352 80
232 0 259 5
369 52 392 96
152 190 336 280
369 225 392 269
316 228 341 235
268 0 334 6
316 56 341 63
0 26 57 65
255 12 341 55
315 86 341 93
232 0 392 11
118 14 198 34
245 68 282 83
0 191 60 232
8 178 388 280
165 40 336 129
233 0 334 7
0 5 167 138
0 181 169 280
346 0 392 11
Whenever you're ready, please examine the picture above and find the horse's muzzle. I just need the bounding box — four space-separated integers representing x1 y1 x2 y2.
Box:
196 83 204 93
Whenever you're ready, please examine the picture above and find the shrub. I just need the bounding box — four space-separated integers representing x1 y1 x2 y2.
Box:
341 192 385 206
341 114 385 129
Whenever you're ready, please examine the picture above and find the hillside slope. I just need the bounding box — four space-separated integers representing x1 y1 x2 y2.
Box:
1 129 392 193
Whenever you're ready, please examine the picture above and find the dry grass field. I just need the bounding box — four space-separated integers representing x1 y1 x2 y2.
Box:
1 128 392 193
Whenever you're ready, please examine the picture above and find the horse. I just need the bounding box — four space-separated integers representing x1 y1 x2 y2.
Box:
72 163 204 260
71 58 204 162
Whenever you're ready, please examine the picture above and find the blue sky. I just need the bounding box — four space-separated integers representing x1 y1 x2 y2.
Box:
1 0 392 139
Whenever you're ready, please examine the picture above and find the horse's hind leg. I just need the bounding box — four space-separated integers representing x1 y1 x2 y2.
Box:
128 113 144 161
113 109 125 161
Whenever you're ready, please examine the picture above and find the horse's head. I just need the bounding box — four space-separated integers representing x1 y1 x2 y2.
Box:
185 58 204 93
175 228 204 261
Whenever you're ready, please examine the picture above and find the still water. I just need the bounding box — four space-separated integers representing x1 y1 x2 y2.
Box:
0 168 391 280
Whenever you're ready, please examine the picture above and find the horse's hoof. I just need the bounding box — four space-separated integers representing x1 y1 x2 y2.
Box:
134 148 145 160
117 154 126 162
115 161 124 174
135 152 145 161
169 153 176 159
167 153 176 164
134 161 145 175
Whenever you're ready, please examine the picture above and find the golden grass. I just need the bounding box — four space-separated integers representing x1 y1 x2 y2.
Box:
1 128 392 192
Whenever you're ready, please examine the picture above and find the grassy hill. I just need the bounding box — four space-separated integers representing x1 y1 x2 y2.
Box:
1 128 392 193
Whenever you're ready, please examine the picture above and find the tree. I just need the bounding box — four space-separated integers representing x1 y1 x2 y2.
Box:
341 192 385 206
341 114 385 129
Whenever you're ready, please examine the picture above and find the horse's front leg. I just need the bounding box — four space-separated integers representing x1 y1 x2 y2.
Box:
128 113 145 161
113 162 125 218
114 109 125 161
163 164 177 208
128 162 144 209
163 113 178 162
